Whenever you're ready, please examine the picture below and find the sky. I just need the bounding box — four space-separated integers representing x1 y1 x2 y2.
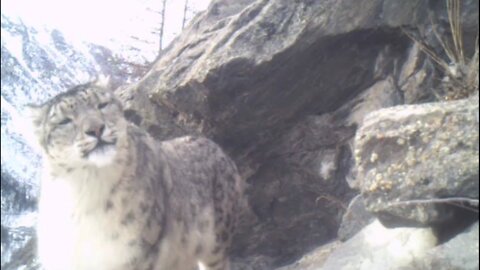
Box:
1 0 212 61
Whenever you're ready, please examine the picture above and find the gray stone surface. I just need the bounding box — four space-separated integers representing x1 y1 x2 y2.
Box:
355 93 479 227
337 195 375 241
121 0 419 267
420 222 479 270
276 241 341 270
397 43 437 104
278 221 480 270
118 0 478 268
322 219 437 270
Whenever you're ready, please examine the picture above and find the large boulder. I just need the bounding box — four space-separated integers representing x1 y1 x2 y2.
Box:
337 195 375 241
355 93 479 227
279 213 478 270
280 219 438 270
322 219 437 270
420 221 479 270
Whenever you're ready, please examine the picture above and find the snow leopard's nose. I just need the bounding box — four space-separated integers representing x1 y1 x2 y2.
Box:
85 123 105 138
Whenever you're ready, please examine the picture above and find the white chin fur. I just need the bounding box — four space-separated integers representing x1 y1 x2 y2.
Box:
87 145 117 167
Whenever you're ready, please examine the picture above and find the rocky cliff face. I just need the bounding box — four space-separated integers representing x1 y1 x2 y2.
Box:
120 0 478 269
2 0 478 269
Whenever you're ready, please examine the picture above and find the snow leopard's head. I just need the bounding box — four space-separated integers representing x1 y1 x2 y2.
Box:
26 78 129 167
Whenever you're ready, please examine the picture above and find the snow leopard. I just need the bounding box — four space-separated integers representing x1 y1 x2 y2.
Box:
27 78 244 270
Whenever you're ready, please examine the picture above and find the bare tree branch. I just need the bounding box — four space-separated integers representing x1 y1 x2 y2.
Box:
182 0 189 30
159 0 167 53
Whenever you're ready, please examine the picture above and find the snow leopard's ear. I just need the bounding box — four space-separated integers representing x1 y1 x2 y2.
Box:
22 104 49 152
24 103 47 128
94 75 111 89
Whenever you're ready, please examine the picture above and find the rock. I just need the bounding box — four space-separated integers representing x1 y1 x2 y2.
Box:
124 0 414 146
398 43 437 104
232 255 278 270
340 77 403 129
419 221 479 270
381 0 425 28
355 93 479 227
321 219 437 270
337 195 375 241
124 0 420 266
231 112 357 268
276 241 341 270
280 220 480 270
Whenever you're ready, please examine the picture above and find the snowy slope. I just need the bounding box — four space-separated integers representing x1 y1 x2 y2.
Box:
0 14 149 269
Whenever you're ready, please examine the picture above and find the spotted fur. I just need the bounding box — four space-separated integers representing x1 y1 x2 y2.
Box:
29 80 244 270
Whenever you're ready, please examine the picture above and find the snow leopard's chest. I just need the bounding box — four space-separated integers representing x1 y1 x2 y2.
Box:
37 169 161 270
